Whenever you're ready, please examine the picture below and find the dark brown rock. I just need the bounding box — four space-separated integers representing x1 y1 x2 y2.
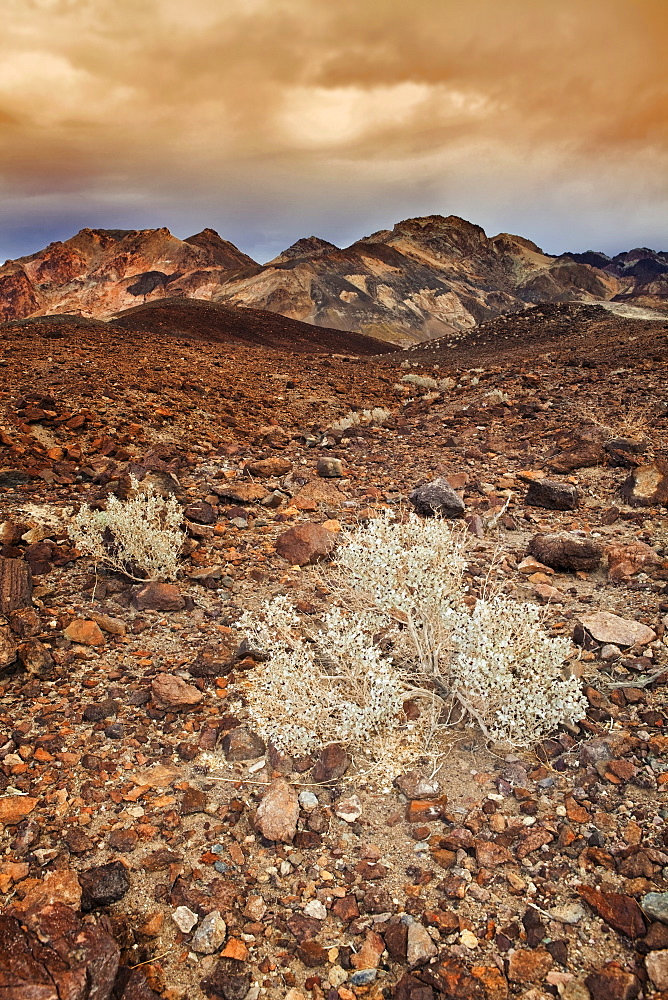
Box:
525 478 579 510
79 860 131 910
0 556 32 614
383 921 408 962
408 477 465 518
221 726 266 762
201 958 251 1000
180 787 208 814
528 531 602 571
184 500 217 524
275 522 337 565
311 743 351 783
584 963 641 1000
17 639 54 678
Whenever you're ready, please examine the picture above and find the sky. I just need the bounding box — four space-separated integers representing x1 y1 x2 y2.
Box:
1 0 666 264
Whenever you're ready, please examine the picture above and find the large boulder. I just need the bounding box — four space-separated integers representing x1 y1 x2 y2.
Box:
275 523 337 566
528 532 602 572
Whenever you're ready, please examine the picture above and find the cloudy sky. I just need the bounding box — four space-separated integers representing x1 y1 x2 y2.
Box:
1 0 666 263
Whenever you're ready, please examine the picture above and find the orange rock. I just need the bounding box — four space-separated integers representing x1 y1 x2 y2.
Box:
0 795 38 825
220 938 249 961
63 619 105 646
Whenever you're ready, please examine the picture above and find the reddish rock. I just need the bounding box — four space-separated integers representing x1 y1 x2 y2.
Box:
475 840 514 866
9 870 82 915
383 922 408 962
578 885 646 938
275 523 337 566
134 582 185 611
254 779 299 843
0 555 32 614
151 673 203 710
0 795 38 826
621 459 668 507
246 457 292 477
606 540 660 580
0 628 17 669
332 895 360 922
351 929 385 969
507 947 553 983
0 904 120 1000
584 963 641 1000
63 619 105 646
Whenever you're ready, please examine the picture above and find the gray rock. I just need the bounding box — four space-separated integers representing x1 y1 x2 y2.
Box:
642 893 668 925
406 919 438 965
172 905 199 933
646 950 668 990
394 769 441 800
191 909 227 953
525 479 579 510
317 457 344 478
408 477 465 518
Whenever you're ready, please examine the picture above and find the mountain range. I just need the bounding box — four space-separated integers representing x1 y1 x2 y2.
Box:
1 215 666 344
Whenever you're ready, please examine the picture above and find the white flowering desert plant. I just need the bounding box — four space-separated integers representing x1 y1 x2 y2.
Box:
68 475 185 581
239 512 586 760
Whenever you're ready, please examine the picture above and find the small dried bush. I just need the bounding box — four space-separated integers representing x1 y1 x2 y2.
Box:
330 407 392 433
239 513 586 764
68 475 185 581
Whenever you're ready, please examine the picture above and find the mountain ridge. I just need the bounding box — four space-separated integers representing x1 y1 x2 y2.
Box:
1 215 666 344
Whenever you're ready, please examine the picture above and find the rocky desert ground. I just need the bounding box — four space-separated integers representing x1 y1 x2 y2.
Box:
2 301 668 1000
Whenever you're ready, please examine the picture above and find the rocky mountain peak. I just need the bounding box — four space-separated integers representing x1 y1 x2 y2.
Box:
268 236 339 265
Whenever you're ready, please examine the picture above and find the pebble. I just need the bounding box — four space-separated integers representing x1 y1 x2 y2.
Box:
255 778 299 842
191 909 226 954
641 892 668 925
303 899 327 920
172 905 199 933
334 795 362 823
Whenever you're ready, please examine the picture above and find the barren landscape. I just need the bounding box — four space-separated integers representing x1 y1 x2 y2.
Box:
1 298 668 1000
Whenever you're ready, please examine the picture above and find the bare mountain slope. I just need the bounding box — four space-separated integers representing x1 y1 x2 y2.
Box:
1 216 665 343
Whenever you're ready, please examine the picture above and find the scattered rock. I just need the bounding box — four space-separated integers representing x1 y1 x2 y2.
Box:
151 673 204 709
172 905 199 933
646 950 668 990
246 456 292 477
408 477 465 518
255 779 299 842
525 479 579 510
584 963 640 1000
79 860 131 910
311 743 351 783
191 910 227 953
641 893 668 925
0 795 37 825
621 459 668 507
221 726 266 761
577 611 656 648
134 582 185 611
0 904 120 1000
606 540 660 580
0 555 32 614
406 920 438 965
63 618 105 646
317 456 344 477
394 769 442 800
17 639 54 676
275 522 337 565
507 948 553 983
528 532 601 571
334 795 362 823
578 885 646 938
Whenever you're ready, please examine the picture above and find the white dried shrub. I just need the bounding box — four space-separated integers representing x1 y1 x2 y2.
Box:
401 374 455 392
239 513 587 759
68 475 185 581
330 407 392 433
238 597 407 757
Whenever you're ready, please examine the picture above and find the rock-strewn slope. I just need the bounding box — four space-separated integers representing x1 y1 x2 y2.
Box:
1 303 668 999
2 217 666 344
